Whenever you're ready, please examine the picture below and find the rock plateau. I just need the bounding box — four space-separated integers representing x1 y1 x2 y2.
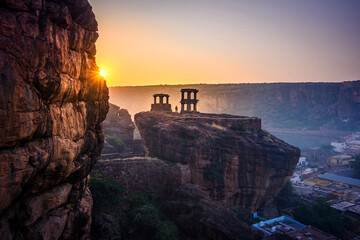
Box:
135 112 300 212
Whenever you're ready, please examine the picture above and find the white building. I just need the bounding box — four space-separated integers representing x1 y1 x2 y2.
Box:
296 157 308 168
331 141 346 152
291 176 301 184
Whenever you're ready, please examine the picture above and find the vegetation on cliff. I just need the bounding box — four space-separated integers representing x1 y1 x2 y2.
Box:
90 174 179 240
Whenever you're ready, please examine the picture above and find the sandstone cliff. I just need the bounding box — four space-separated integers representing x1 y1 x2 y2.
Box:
135 112 300 212
0 0 108 239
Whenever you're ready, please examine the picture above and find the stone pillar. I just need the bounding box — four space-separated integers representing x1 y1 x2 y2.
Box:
181 92 184 100
181 103 184 112
160 96 163 104
194 103 197 112
194 92 197 100
187 103 190 111
166 96 169 104
154 96 157 104
187 92 191 99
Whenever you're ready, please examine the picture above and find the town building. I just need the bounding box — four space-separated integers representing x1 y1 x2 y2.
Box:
331 141 347 152
327 155 354 165
252 216 336 239
318 173 360 189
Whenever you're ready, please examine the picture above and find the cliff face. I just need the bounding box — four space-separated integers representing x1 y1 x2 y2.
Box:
135 112 300 212
92 159 262 239
110 81 360 131
0 1 108 239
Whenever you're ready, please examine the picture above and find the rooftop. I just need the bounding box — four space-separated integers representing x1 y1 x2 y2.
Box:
318 173 360 188
328 155 352 160
330 200 356 211
287 226 337 240
252 216 305 237
348 204 360 215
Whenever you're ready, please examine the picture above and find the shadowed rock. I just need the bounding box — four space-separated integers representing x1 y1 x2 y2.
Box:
0 0 108 239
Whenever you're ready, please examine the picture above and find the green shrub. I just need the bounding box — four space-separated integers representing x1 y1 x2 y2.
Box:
128 193 179 240
131 204 160 230
106 135 125 152
351 154 360 179
156 221 179 240
321 144 335 152
89 175 124 209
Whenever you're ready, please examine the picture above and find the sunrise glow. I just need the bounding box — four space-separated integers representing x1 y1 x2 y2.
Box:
100 70 106 77
89 0 360 87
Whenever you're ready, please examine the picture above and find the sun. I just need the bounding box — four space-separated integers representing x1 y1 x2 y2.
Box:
100 69 106 77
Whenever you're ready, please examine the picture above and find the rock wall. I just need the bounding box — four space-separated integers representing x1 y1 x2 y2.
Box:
93 158 191 196
0 0 108 239
135 112 300 212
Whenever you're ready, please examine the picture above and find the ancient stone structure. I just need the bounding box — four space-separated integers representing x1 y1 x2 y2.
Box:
151 93 172 112
135 112 300 212
180 89 199 113
0 1 108 239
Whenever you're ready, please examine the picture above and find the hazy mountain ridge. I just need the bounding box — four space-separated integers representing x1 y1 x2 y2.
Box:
110 81 360 131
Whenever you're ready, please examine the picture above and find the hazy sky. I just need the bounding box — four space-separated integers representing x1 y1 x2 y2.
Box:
89 0 360 87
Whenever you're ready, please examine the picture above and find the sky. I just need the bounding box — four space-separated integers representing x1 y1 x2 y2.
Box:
89 0 360 87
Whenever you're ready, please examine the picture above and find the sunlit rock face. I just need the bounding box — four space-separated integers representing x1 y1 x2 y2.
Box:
135 112 300 212
0 0 108 239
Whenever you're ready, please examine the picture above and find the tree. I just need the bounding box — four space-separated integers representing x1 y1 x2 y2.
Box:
351 154 360 179
293 198 355 238
321 144 334 153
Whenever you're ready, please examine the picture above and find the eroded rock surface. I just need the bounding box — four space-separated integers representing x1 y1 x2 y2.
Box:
0 0 108 239
135 112 300 212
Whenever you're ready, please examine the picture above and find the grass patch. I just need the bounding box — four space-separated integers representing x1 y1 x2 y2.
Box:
105 135 125 152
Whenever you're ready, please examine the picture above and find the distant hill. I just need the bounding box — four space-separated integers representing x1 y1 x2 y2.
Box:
109 81 360 131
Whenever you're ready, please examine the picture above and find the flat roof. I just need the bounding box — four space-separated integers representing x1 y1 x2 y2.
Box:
287 226 336 240
252 216 305 237
348 204 360 214
331 201 356 211
318 173 360 188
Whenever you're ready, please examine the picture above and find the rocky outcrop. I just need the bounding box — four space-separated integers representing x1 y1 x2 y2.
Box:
0 0 108 239
102 103 135 154
135 112 300 212
103 103 135 144
163 184 263 240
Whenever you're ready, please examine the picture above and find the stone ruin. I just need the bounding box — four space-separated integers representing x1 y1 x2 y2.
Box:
180 89 199 113
150 89 200 113
151 94 172 112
